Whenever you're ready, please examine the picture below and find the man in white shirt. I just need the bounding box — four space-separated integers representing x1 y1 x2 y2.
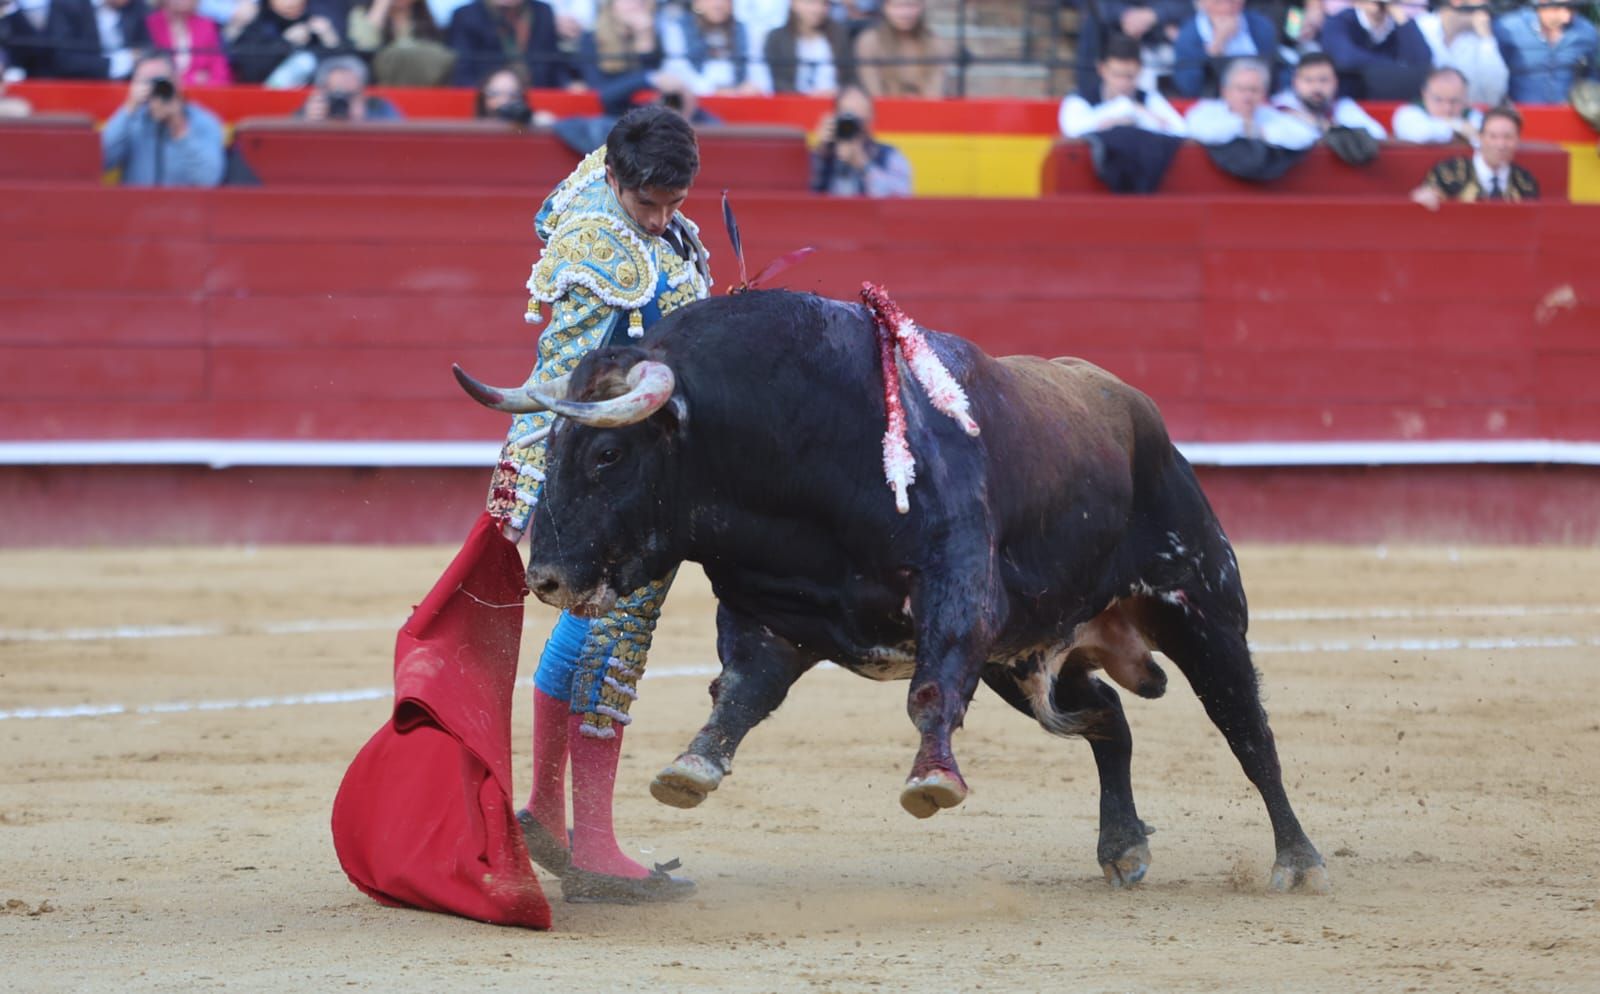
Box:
1272 50 1387 139
1392 66 1483 145
1059 32 1185 138
1411 0 1507 105
1184 57 1320 150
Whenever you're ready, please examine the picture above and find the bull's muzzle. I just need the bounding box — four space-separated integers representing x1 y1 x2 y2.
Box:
526 564 617 618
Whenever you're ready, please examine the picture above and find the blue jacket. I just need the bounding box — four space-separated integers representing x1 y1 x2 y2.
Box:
447 0 567 88
1318 8 1432 98
101 100 226 187
1172 10 1284 98
1495 8 1599 105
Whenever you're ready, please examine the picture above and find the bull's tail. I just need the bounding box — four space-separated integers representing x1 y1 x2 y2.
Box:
1019 650 1098 739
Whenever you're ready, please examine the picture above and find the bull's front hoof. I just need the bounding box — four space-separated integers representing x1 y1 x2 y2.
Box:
1268 860 1332 895
899 769 968 819
650 753 724 809
1101 841 1151 889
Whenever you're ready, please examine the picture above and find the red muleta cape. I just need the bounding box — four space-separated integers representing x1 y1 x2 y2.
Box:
331 512 551 929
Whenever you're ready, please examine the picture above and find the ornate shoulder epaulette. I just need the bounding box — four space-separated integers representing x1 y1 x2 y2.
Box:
526 210 659 317
535 147 608 241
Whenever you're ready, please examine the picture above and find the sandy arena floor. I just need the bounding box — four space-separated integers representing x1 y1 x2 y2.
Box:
1 544 1597 993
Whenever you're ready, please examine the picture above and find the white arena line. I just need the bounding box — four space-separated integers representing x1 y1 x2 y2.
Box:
4 603 1598 647
3 634 1598 723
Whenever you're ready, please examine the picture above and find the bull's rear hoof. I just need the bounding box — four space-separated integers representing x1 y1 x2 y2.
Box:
899 769 968 819
1102 842 1151 889
650 754 724 809
1269 860 1332 895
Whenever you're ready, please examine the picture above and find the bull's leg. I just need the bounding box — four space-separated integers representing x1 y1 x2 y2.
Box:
1135 592 1329 894
900 573 1001 819
650 604 814 809
1054 669 1154 888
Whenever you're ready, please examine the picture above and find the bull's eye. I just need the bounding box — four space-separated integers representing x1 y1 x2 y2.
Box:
596 447 623 469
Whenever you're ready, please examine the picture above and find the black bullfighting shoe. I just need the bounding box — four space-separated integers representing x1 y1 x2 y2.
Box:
516 809 572 877
560 859 696 904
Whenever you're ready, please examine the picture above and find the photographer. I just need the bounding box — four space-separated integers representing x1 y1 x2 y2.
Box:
297 53 402 122
474 63 556 126
810 83 911 197
100 48 224 186
1495 0 1599 105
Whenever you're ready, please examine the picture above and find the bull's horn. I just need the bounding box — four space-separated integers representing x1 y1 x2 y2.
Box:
542 361 676 428
452 364 572 413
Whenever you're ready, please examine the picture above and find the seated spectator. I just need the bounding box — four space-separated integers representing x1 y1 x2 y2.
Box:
296 52 401 120
1173 0 1285 98
735 0 789 54
1392 64 1481 142
229 0 343 85
1319 0 1433 99
1074 1 1188 98
1 0 113 78
853 0 950 98
146 0 232 85
1185 56 1320 147
447 0 567 87
348 0 455 84
811 82 912 197
101 48 224 185
1060 32 1185 137
1413 0 1507 105
1411 104 1537 206
1272 50 1387 137
0 47 33 112
475 61 556 124
659 0 771 95
765 0 856 96
1495 0 1599 105
90 0 153 80
578 0 674 115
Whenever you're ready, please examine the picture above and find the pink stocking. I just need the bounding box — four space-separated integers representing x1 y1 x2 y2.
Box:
525 689 569 842
567 715 650 879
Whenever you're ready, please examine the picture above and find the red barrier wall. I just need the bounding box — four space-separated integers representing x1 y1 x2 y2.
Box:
2 185 1597 544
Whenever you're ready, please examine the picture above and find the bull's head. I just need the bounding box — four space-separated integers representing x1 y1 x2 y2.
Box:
453 349 687 616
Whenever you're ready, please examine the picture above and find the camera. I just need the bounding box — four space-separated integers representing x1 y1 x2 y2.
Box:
150 77 176 102
326 90 353 120
493 98 534 126
662 91 685 112
834 112 862 141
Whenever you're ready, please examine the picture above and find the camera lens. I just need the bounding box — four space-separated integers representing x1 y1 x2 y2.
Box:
150 77 176 101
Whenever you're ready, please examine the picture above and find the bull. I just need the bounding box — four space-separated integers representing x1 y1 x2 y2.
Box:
455 290 1329 892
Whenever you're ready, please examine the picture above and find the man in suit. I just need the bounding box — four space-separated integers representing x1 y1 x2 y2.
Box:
447 0 568 87
1 0 114 78
1411 105 1538 209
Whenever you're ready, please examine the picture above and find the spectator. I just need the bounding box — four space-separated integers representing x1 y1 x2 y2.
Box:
811 82 912 196
1 0 111 78
101 48 224 185
659 0 770 95
853 0 950 98
296 51 401 120
1075 1 1189 98
1495 0 1599 105
1172 0 1285 98
476 61 556 123
1185 56 1320 148
1273 49 1387 137
765 0 855 96
1319 0 1433 99
347 0 455 84
1411 104 1538 206
577 0 674 115
91 0 153 80
734 0 788 54
447 0 566 87
228 0 342 85
1392 64 1482 142
0 47 33 111
1060 32 1185 137
1413 0 1508 105
146 0 232 85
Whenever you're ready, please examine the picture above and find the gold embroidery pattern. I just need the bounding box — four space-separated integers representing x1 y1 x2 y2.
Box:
570 572 677 738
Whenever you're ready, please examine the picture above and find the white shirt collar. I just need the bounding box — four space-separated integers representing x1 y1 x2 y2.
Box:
1356 7 1396 43
1472 152 1510 194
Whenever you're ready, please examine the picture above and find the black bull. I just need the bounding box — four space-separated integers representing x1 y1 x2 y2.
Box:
456 290 1328 892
